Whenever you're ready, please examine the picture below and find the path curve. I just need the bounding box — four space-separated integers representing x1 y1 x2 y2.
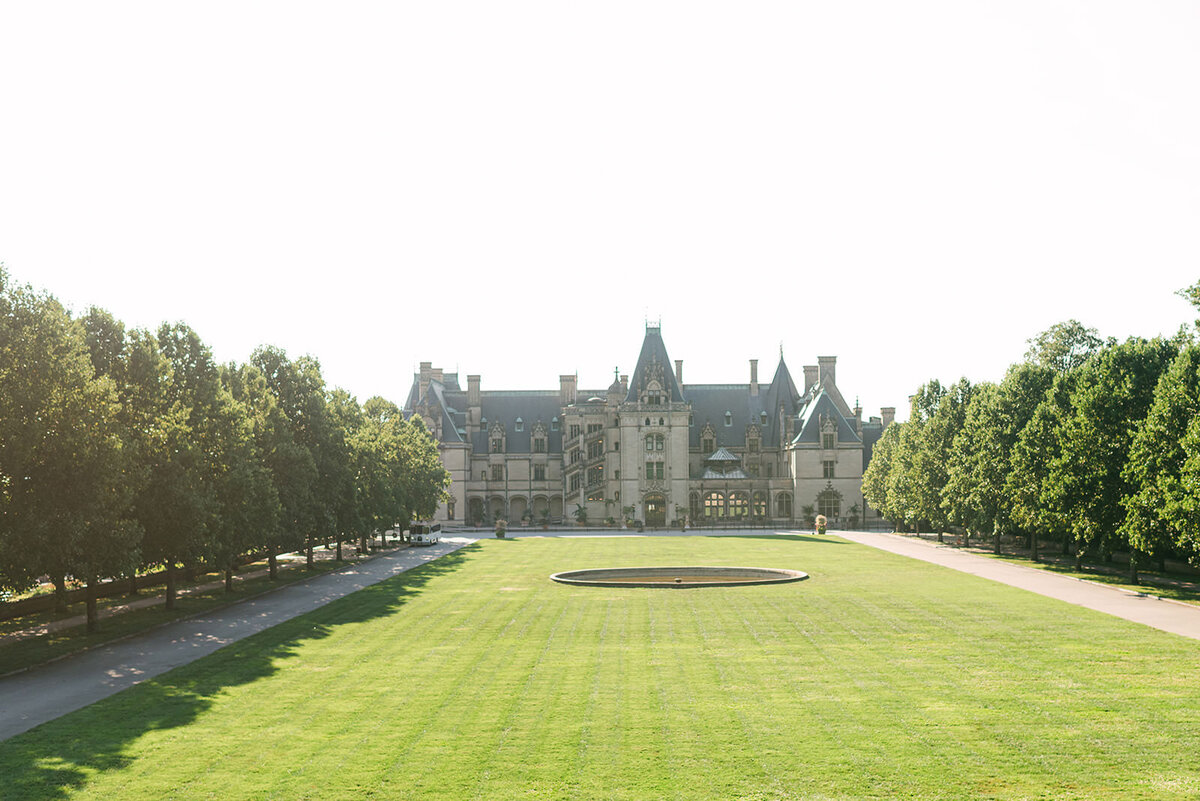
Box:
0 538 477 742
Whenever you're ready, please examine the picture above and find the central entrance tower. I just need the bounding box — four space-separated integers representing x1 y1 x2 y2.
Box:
616 324 690 526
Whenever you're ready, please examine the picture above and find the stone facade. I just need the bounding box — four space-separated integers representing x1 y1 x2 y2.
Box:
405 325 893 528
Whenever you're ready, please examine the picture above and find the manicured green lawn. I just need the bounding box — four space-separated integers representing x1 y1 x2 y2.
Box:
2 534 1199 800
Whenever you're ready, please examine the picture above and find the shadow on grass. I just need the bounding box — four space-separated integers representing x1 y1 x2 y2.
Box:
0 545 479 800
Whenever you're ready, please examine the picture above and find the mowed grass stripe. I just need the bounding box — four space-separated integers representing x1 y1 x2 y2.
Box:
2 535 1200 800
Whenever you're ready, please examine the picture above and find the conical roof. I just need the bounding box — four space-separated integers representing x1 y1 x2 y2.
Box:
624 324 684 403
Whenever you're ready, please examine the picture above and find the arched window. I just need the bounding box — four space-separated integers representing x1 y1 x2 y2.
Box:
655 434 664 450
645 435 654 451
777 492 793 518
753 491 767 517
704 492 725 518
729 491 749 518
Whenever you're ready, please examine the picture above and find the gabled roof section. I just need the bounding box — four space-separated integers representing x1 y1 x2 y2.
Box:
706 447 741 462
792 389 862 446
624 324 684 403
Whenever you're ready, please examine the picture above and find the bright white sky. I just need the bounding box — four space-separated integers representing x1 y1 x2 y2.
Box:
3 2 1198 422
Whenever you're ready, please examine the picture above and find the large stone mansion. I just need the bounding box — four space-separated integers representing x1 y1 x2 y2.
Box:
404 325 894 527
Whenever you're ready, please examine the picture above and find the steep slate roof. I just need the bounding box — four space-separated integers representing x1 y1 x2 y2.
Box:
792 389 861 446
471 391 564 454
624 325 685 403
764 356 802 419
686 385 778 449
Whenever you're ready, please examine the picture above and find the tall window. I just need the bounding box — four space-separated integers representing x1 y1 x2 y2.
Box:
704 492 724 517
748 438 759 452
491 465 503 481
818 489 841 519
702 437 714 453
551 417 559 431
534 465 546 481
570 448 582 464
823 460 835 479
724 411 733 427
588 423 603 433
822 432 835 449
729 492 749 518
491 438 503 453
515 418 523 432
570 424 581 438
569 474 580 492
777 493 793 518
588 440 603 459
645 461 664 480
533 437 546 453
753 492 767 517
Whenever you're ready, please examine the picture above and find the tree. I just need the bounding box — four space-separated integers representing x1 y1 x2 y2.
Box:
862 422 901 525
139 323 224 608
1123 342 1200 568
1048 337 1177 583
0 277 140 631
326 388 364 561
945 362 1055 554
1024 320 1107 373
215 363 283 590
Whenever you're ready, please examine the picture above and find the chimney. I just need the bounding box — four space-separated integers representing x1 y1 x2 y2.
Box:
620 374 628 394
431 367 444 385
817 356 837 387
675 359 684 386
749 359 759 396
560 374 577 405
803 365 818 393
419 361 433 397
882 407 896 427
467 374 481 407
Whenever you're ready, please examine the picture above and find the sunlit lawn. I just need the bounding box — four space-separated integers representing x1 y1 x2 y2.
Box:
2 534 1199 800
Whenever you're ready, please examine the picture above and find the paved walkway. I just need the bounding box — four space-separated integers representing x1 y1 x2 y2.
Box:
837 530 1200 642
0 537 478 742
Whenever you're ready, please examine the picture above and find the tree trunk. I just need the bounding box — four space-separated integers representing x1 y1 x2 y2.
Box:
1031 531 1039 563
269 553 278 580
1075 549 1083 571
306 544 314 570
165 563 176 610
225 568 234 593
936 529 943 543
129 573 139 596
1061 536 1070 555
994 525 1001 554
1159 555 1167 572
54 572 68 613
86 579 99 633
336 539 343 562
1129 551 1139 585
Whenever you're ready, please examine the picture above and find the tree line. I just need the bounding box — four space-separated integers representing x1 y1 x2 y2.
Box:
0 268 450 630
864 285 1200 584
